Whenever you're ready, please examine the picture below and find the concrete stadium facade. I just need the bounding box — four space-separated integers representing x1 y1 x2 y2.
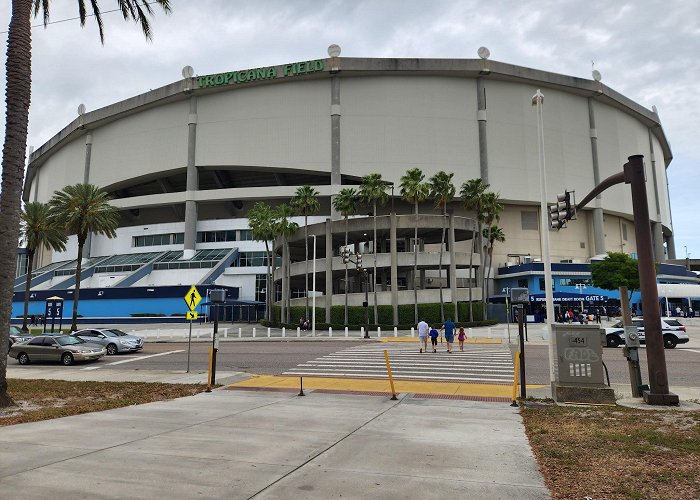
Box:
23 51 675 321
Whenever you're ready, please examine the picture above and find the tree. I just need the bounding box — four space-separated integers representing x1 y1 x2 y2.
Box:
274 203 298 324
49 184 119 332
291 185 320 320
590 252 640 302
359 173 388 325
460 178 489 320
0 0 171 409
247 202 277 321
482 225 506 299
332 188 358 325
19 202 68 332
399 168 430 324
480 192 504 309
429 171 455 322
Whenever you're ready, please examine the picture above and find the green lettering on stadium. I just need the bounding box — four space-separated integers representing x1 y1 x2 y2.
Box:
197 59 325 89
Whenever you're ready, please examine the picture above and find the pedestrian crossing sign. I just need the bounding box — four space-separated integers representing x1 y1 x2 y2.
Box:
186 311 198 321
184 285 202 311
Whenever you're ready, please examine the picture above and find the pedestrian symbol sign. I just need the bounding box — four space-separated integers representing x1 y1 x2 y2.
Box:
186 311 198 321
184 285 201 311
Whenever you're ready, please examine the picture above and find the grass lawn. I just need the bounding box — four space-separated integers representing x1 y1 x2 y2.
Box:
522 403 700 499
1 379 209 426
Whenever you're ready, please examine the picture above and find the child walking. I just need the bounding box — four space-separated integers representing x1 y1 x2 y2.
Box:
457 327 466 351
429 326 439 353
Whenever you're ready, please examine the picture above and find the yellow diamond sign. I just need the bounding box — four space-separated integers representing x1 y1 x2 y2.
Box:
184 285 202 311
186 311 199 321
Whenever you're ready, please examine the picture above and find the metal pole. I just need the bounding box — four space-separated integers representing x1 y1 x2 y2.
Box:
211 303 219 386
532 90 556 383
364 270 370 339
312 234 316 337
625 156 676 405
186 318 193 373
518 304 527 399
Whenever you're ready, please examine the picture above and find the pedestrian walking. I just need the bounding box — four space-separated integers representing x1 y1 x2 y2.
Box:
457 327 466 351
429 326 439 353
439 325 444 344
417 319 429 353
442 318 455 353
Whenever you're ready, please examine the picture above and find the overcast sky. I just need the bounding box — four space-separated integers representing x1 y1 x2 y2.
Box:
1 0 698 257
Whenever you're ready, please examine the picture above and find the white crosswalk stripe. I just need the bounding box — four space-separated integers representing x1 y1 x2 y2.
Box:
284 343 514 383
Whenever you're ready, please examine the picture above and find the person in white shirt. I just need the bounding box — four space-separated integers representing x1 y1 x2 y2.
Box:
417 320 429 353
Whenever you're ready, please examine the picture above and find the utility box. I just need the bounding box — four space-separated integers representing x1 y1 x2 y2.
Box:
551 324 616 404
209 289 226 303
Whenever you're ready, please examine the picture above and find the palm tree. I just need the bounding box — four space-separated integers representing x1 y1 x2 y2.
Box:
19 202 68 332
291 185 320 320
483 225 506 296
429 171 456 322
0 0 171 409
247 202 277 321
480 192 504 311
49 184 119 332
460 179 489 321
400 168 430 324
333 188 358 325
274 203 299 324
359 173 389 325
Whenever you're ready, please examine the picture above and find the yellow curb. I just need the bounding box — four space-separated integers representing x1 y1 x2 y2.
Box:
228 374 545 398
381 337 502 344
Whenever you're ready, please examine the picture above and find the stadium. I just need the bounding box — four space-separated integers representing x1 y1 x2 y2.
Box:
14 46 696 324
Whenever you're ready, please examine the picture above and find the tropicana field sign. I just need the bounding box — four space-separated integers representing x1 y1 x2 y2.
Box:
197 59 325 89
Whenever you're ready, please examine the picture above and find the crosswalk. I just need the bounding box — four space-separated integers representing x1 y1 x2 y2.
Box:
283 343 514 383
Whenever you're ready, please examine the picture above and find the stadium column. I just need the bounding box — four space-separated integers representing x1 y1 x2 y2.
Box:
390 212 398 326
476 77 488 183
330 75 341 219
449 213 458 322
325 218 333 323
648 129 666 261
83 133 93 259
587 98 606 256
184 96 199 259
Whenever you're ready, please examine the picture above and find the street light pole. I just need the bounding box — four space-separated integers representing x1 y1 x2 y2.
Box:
575 283 587 314
311 234 316 337
532 89 556 383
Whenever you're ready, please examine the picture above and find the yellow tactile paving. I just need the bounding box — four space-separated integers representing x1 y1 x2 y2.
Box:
381 337 502 344
228 374 545 398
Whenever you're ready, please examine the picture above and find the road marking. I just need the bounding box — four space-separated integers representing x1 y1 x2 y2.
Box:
683 349 700 354
106 350 185 366
80 366 102 371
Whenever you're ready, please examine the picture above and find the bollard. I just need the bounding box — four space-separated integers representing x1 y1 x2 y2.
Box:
511 352 520 406
267 327 271 338
411 327 415 337
282 327 286 337
377 327 382 338
469 327 472 339
238 327 242 338
361 326 365 337
156 329 160 340
253 328 256 338
223 328 228 339
329 327 332 337
298 376 305 397
394 327 398 337
488 328 492 339
383 350 398 400
541 326 548 340
345 327 348 337
297 327 300 337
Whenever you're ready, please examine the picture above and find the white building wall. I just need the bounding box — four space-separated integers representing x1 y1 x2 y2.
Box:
32 138 85 201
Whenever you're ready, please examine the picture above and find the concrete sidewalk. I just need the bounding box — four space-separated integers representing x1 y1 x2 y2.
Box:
0 387 549 499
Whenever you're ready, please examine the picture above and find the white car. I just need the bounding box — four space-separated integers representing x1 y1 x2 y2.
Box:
71 328 144 355
604 318 689 349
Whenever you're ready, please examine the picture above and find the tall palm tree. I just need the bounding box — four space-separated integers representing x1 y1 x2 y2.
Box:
429 171 456 322
400 168 430 324
0 0 171 409
483 225 506 296
274 203 298 324
460 179 489 321
247 202 276 321
291 185 320 320
333 188 358 325
359 173 388 325
480 192 504 311
19 202 68 332
49 184 119 332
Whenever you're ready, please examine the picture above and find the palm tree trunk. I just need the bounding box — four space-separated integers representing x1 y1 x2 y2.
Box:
21 250 34 332
285 239 291 324
304 214 309 319
480 223 488 320
372 201 378 325
344 216 349 325
71 236 86 332
0 0 33 408
413 201 419 324
438 207 446 322
468 227 474 321
264 241 271 321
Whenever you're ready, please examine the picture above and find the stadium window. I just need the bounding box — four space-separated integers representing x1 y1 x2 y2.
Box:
622 223 628 241
521 211 538 231
239 229 254 241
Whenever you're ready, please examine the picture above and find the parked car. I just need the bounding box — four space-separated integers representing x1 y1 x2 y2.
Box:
71 328 144 355
603 318 689 349
9 325 33 352
9 335 106 366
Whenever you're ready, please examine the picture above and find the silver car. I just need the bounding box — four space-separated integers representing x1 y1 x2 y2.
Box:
72 328 144 355
9 335 106 365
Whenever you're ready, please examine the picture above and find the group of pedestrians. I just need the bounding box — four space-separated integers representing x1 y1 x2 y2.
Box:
416 318 466 353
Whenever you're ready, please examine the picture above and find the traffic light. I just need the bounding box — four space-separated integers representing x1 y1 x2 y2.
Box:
550 191 575 230
341 247 349 264
356 253 362 269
